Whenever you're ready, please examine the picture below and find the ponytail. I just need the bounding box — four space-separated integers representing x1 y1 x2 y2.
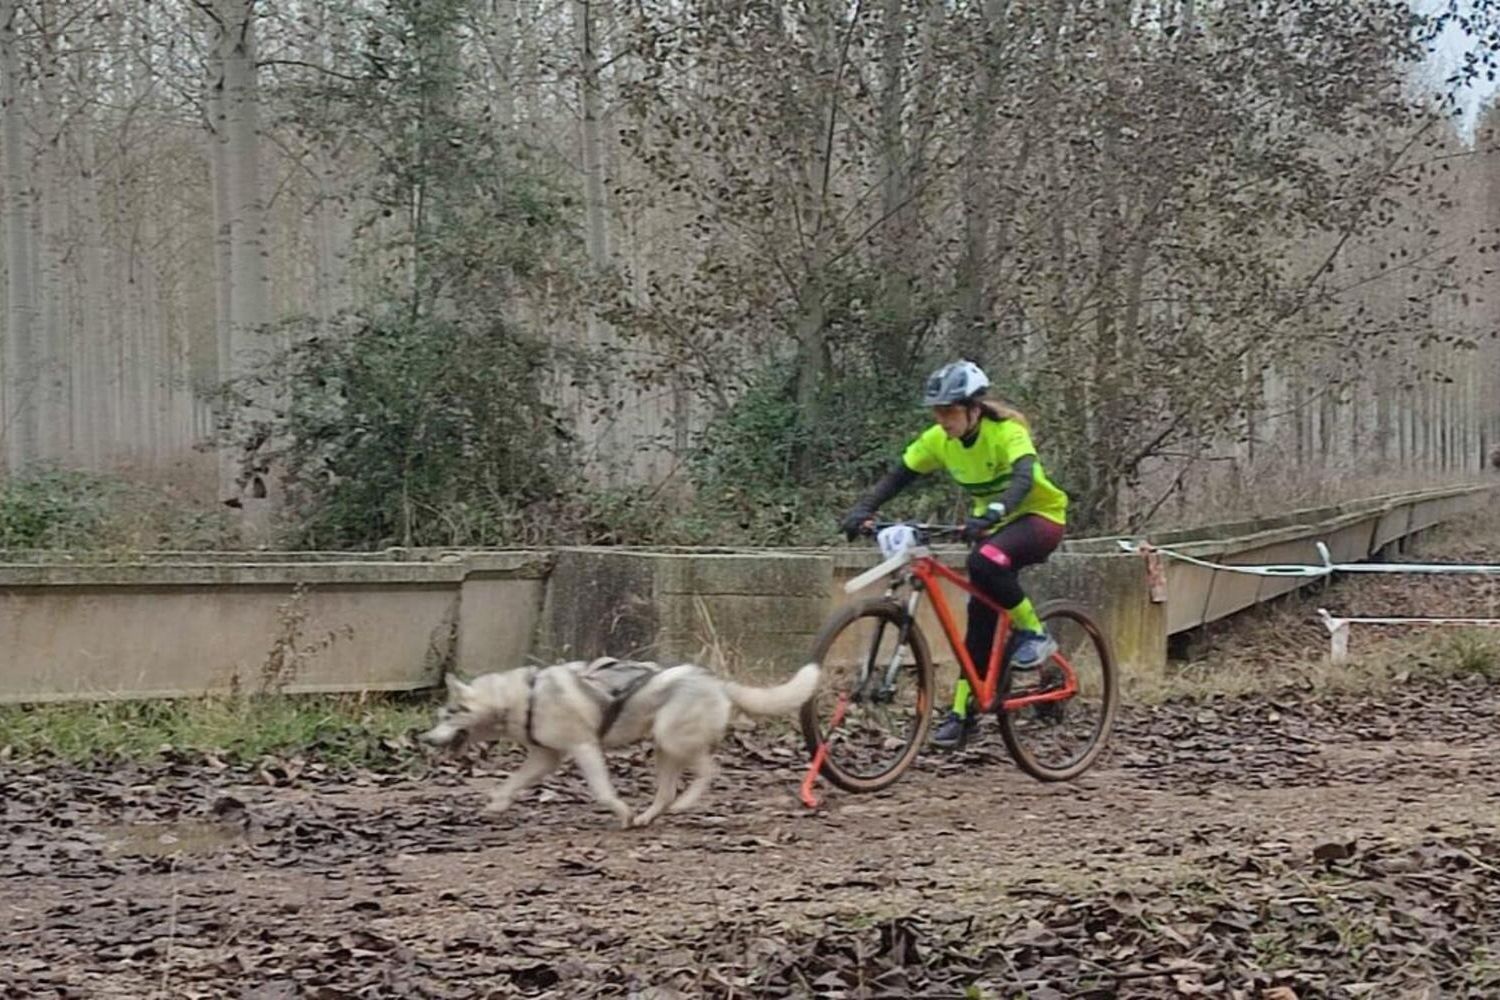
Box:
977 399 1030 431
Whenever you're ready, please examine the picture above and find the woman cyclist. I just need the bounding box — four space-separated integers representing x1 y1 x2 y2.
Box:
840 360 1069 749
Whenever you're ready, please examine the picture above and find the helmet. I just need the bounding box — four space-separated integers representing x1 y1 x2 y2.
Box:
920 360 990 407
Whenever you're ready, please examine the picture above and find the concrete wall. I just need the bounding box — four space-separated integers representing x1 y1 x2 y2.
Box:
1 484 1493 703
0 555 549 704
1109 484 1496 635
534 548 831 668
830 549 1166 675
0 543 1155 703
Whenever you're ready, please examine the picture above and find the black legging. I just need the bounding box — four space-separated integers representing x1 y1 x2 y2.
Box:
964 515 1065 676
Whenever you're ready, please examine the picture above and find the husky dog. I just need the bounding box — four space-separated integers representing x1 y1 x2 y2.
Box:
422 657 821 828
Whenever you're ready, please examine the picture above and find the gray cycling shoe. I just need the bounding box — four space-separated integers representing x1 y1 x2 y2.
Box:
1010 630 1058 670
930 708 979 749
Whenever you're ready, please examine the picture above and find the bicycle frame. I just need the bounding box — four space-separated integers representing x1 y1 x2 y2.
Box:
904 552 1078 714
798 530 1086 809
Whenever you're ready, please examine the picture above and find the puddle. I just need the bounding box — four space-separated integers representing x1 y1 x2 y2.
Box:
93 820 244 857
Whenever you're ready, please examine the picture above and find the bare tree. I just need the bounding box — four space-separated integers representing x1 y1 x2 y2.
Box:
0 0 39 467
201 0 271 503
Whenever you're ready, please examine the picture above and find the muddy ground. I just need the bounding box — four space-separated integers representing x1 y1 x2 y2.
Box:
6 677 1500 999
5 531 1500 999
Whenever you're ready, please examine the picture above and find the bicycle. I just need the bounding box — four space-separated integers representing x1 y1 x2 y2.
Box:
799 520 1119 803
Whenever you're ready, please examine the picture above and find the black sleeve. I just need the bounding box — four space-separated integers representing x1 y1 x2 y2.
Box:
993 455 1035 514
854 461 921 514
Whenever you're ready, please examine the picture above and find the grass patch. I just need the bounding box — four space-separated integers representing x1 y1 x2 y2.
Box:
1432 630 1500 681
1124 648 1404 706
0 692 438 769
1125 626 1500 706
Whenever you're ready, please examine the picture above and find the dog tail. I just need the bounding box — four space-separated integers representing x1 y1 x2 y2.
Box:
724 662 821 717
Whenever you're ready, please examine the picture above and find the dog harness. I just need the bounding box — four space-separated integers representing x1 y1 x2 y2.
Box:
523 658 661 749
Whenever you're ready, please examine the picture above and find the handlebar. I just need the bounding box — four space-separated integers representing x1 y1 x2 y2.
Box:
842 519 962 592
864 519 965 541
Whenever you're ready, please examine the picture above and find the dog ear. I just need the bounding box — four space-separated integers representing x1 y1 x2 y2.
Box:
444 674 474 700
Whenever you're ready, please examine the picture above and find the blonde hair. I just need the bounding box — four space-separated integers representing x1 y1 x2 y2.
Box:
977 399 1030 431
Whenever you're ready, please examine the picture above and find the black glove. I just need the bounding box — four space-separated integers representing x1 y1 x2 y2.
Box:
840 464 921 543
961 503 1005 543
840 507 874 541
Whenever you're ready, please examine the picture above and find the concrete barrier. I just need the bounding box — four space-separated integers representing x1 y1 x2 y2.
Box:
1074 483 1497 634
0 553 550 704
534 548 831 667
0 484 1492 703
831 548 1166 674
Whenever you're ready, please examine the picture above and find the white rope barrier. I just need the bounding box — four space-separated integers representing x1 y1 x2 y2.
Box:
1116 539 1500 578
1317 608 1500 663
1115 539 1500 662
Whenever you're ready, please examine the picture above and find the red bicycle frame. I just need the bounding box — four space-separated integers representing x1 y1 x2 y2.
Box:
910 551 1078 713
798 542 1080 809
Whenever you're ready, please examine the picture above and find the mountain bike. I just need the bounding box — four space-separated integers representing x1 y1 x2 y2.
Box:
799 520 1118 804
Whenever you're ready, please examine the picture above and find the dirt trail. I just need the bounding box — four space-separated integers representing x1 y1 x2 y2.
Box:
8 516 1500 998
5 673 1500 999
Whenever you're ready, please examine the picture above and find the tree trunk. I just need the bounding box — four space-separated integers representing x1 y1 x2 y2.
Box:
1375 362 1392 464
955 0 1010 357
129 13 165 467
72 39 110 467
576 2 610 273
790 1 855 478
35 6 72 465
966 0 1038 367
307 6 351 324
573 0 623 479
0 0 39 470
206 27 234 493
213 0 270 505
219 0 270 361
873 0 909 373
491 0 517 132
120 1 180 466
1089 0 1132 527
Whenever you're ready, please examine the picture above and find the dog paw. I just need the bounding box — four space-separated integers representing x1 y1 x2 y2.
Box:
483 797 512 815
630 812 657 828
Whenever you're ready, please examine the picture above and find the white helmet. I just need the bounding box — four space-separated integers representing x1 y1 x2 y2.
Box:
920 360 990 406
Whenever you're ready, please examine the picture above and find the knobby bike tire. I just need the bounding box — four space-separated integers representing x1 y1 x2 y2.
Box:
997 598 1119 782
799 597 935 793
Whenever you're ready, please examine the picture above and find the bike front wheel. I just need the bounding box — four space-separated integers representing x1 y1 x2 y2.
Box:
800 597 935 793
997 599 1118 782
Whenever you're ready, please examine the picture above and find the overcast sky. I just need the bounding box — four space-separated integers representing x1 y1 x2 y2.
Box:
1415 0 1499 139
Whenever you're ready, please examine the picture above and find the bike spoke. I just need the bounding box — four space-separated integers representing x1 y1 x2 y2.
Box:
998 602 1117 781
801 599 933 792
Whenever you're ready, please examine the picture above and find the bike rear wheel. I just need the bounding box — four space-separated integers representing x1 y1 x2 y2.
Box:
800 597 934 793
997 599 1117 782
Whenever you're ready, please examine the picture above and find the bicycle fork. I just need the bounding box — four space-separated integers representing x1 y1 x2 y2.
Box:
852 589 922 705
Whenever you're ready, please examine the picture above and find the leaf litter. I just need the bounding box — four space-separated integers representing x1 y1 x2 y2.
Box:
3 674 1499 998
